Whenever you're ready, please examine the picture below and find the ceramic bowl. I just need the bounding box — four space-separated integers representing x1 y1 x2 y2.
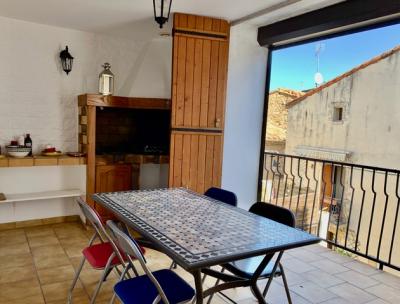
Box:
6 146 31 158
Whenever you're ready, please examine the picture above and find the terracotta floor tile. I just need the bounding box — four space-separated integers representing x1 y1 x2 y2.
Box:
59 236 88 258
33 253 71 270
52 222 84 230
0 253 33 269
0 294 45 304
28 234 60 248
0 279 42 302
31 244 66 258
70 256 86 270
0 265 37 284
53 223 86 239
37 264 76 285
46 297 90 304
0 228 27 245
0 228 25 237
25 225 55 238
79 266 119 286
58 235 88 247
63 244 86 258
42 279 87 302
84 229 95 239
0 222 399 304
84 279 116 302
0 242 30 257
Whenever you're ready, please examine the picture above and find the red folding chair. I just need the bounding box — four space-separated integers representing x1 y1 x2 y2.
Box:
67 198 143 304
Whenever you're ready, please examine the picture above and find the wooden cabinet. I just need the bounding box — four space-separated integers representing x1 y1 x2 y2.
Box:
169 13 230 193
170 132 223 193
95 164 132 216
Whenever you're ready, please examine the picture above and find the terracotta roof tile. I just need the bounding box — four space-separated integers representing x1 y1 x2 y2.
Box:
287 45 400 108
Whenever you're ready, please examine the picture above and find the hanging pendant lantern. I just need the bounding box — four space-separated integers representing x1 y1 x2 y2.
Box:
153 0 172 28
59 46 74 75
99 63 114 96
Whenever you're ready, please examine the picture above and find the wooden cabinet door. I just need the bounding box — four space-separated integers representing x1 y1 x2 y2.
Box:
169 132 222 194
171 13 229 130
169 13 229 192
95 164 132 216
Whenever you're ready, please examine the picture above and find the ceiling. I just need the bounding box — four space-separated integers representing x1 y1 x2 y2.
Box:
0 0 344 39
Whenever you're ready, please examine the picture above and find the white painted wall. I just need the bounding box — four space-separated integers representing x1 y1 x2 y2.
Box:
0 16 172 153
222 23 268 210
140 164 169 190
0 16 172 223
0 166 85 223
0 16 269 221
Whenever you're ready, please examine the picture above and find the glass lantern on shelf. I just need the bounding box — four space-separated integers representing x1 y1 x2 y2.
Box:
99 63 114 96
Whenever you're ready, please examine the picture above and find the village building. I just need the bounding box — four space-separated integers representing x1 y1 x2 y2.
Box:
265 88 304 152
283 45 400 270
286 45 400 168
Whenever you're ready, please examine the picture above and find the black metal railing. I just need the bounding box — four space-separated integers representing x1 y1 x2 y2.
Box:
260 151 400 272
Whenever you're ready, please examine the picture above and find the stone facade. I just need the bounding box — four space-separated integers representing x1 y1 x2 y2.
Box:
286 45 400 168
265 88 303 152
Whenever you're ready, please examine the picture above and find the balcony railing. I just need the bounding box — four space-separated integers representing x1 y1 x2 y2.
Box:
260 151 400 272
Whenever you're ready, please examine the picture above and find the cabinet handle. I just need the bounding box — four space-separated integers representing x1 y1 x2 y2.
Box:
215 118 221 128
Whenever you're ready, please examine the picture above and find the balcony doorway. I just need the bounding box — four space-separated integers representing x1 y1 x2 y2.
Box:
259 20 400 273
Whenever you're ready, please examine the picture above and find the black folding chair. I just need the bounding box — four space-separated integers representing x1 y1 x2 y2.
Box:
207 202 295 304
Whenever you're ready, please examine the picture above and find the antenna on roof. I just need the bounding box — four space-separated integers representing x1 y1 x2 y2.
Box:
314 42 325 87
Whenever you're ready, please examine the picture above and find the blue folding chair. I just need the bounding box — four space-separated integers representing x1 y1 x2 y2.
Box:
204 187 238 207
107 220 195 304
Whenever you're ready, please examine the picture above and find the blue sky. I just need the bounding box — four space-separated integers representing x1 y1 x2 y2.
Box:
270 23 400 91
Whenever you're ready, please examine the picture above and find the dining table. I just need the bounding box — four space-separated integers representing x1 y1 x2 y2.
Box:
93 187 320 304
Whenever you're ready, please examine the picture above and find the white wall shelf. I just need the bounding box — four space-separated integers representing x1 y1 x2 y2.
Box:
1 189 83 204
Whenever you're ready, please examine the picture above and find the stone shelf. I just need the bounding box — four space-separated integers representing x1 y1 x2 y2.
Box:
0 189 83 204
0 156 86 168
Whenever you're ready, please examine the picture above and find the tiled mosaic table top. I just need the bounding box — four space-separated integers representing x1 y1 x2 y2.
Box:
93 188 319 270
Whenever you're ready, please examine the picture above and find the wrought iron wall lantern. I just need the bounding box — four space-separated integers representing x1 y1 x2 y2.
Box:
59 46 74 75
153 0 172 28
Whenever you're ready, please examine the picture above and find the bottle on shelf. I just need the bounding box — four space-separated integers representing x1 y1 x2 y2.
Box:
18 135 25 146
24 134 33 156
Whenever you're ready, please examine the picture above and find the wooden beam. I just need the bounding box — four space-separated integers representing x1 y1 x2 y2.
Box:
257 0 400 46
78 94 171 110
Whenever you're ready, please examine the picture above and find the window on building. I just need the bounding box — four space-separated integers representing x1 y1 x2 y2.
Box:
333 106 344 122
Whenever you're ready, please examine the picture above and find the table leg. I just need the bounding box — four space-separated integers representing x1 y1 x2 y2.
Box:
193 270 204 304
250 284 267 304
262 251 284 298
249 251 284 303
